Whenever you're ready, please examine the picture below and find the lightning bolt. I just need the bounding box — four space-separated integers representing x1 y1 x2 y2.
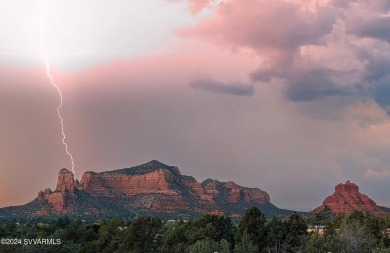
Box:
39 31 75 173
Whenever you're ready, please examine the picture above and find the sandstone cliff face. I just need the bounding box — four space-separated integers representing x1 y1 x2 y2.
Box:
37 169 76 213
202 179 270 203
79 169 178 197
56 169 75 193
24 160 284 217
314 180 388 216
181 176 214 201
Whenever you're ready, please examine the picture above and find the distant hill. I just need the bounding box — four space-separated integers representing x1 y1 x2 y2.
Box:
0 160 293 220
313 180 389 216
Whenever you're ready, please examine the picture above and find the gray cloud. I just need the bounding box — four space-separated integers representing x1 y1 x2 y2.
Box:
347 16 390 43
374 85 390 113
353 47 390 112
330 0 390 11
285 69 346 102
190 78 254 96
252 66 357 102
180 0 390 114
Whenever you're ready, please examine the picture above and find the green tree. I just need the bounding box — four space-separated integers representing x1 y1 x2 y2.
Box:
364 214 382 244
235 206 267 252
234 232 259 253
90 218 124 253
265 216 288 253
305 232 346 253
195 214 235 245
339 219 376 253
186 215 234 245
345 210 365 224
284 213 307 253
55 216 70 229
373 247 390 253
162 214 234 252
188 238 230 253
312 206 332 226
118 216 162 253
61 220 87 244
162 222 189 253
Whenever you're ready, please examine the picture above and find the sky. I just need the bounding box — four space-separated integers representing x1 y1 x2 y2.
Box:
0 0 390 210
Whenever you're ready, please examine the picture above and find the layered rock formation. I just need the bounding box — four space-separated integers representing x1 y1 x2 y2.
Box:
0 160 290 219
37 169 78 213
314 180 389 216
202 179 270 203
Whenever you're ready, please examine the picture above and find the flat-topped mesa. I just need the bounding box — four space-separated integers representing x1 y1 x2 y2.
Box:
314 180 389 216
82 170 175 199
78 163 178 197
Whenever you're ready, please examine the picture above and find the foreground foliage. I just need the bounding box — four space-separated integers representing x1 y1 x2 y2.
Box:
0 207 389 253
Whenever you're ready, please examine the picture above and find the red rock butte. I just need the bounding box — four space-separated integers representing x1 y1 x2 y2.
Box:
314 180 389 216
1 160 291 218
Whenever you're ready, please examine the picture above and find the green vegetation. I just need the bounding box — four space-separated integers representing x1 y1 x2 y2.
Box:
0 207 388 253
305 209 390 253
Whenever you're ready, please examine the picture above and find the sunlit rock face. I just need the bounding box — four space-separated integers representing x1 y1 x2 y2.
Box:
4 160 286 218
314 180 389 216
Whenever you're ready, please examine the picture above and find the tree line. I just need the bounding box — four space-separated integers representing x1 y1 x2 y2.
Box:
0 206 389 253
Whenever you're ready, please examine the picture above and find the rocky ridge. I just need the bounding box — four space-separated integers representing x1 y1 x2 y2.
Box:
0 160 290 219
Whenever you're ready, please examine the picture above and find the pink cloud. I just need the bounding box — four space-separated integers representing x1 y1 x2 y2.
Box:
176 0 390 114
178 0 334 65
172 0 212 14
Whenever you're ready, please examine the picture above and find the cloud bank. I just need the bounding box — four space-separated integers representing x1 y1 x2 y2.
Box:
179 0 390 113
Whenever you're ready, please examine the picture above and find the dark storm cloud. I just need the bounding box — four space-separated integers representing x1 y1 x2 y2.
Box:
180 0 390 114
354 40 390 81
374 84 390 113
347 16 390 43
190 78 254 96
353 47 390 112
252 67 351 102
285 69 347 102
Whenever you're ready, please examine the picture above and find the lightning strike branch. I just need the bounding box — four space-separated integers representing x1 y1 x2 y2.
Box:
40 32 75 173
